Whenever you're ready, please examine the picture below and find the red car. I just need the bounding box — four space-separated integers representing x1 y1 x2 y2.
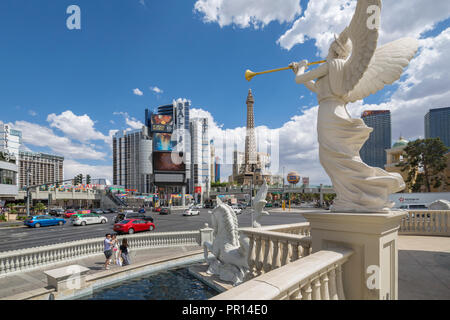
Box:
113 219 155 234
153 207 161 212
64 210 77 218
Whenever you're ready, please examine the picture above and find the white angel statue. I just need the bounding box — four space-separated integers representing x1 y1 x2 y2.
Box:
251 180 269 228
290 0 418 213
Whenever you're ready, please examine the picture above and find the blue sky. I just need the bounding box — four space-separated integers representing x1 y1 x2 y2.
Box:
1 0 449 183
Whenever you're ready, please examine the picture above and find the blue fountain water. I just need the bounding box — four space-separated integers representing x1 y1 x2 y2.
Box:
78 265 218 300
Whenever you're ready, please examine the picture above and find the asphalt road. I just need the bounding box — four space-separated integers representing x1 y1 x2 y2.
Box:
0 209 309 253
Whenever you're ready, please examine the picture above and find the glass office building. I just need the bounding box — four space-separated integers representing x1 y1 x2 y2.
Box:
360 110 392 169
425 107 450 148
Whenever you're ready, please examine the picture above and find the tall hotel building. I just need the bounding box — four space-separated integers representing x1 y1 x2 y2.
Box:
425 107 450 148
360 110 392 169
18 151 64 188
190 118 211 202
112 127 153 193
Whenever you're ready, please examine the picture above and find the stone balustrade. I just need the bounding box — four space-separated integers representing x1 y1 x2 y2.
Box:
240 224 312 277
0 230 201 277
212 247 353 300
399 210 450 236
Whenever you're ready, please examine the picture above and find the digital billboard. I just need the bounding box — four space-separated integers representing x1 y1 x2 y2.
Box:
153 152 185 172
150 114 173 133
154 133 177 151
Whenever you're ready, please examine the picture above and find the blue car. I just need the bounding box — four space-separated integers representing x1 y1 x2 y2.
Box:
24 215 66 228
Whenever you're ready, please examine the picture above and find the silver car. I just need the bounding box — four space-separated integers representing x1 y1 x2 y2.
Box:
72 213 108 226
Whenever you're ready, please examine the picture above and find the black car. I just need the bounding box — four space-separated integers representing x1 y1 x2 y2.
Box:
49 209 64 217
114 212 154 224
160 207 171 215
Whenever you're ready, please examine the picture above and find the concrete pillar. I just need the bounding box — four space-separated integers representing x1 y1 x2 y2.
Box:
200 223 214 246
302 211 407 300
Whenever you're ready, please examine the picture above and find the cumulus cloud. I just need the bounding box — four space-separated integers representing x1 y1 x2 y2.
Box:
133 88 144 96
11 120 107 160
278 0 450 55
113 112 144 130
47 110 110 144
150 86 163 94
64 159 112 181
194 0 301 29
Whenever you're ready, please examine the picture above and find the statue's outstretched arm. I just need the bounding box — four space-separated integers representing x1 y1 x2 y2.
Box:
291 61 328 92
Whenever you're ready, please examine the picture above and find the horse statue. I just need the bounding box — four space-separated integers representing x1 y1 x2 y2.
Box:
203 197 250 286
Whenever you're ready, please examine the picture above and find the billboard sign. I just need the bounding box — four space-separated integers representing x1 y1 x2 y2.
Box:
153 152 185 172
302 177 310 186
154 133 177 151
150 114 173 133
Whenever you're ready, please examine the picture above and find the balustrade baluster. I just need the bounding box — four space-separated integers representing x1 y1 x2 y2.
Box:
336 265 346 300
280 241 289 266
288 288 302 300
5 259 11 274
301 282 312 300
312 278 321 300
247 235 256 276
254 236 263 275
271 239 280 270
0 259 5 275
291 242 299 262
328 268 338 300
320 272 330 300
262 237 272 273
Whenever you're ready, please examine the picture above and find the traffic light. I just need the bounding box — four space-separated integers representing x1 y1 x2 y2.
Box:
86 174 91 185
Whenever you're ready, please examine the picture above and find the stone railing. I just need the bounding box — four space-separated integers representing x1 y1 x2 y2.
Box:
256 222 311 236
399 210 450 236
241 226 312 277
212 247 354 300
0 230 201 278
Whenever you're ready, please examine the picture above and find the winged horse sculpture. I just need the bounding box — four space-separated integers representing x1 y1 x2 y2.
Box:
290 0 418 213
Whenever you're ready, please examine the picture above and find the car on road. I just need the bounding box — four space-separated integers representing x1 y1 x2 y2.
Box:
113 219 155 234
114 212 154 224
72 213 108 226
24 215 66 228
91 208 106 215
138 208 146 213
265 203 273 208
105 208 118 214
183 208 200 216
153 207 161 212
159 207 171 215
231 205 242 215
49 208 64 217
191 204 203 209
64 209 78 218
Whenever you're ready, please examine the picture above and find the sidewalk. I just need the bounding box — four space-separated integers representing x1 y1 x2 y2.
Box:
0 221 24 229
398 235 450 300
0 245 203 300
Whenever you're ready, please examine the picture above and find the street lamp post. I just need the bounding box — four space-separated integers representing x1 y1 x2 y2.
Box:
26 168 32 217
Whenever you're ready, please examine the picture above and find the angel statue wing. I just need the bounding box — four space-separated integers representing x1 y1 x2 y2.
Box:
253 180 269 215
345 37 419 102
340 0 382 94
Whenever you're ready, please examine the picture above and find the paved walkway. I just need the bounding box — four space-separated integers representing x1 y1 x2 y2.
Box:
0 236 448 300
0 245 202 299
398 235 450 300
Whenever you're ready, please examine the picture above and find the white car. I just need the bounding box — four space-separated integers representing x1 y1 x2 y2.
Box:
183 209 200 216
72 213 108 226
231 206 242 215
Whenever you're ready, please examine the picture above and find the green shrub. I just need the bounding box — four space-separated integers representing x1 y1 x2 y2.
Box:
0 215 6 222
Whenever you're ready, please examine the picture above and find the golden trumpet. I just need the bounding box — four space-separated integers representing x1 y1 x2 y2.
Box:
245 60 327 82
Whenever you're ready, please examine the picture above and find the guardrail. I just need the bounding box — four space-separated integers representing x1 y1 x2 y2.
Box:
212 247 354 300
0 230 201 278
399 210 450 236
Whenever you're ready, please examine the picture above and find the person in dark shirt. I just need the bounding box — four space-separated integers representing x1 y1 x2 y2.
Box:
119 238 131 266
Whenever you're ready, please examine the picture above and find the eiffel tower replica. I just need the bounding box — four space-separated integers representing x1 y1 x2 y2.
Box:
236 89 268 186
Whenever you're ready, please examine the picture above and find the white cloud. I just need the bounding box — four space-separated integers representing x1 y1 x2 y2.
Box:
194 0 301 29
150 86 163 94
113 112 144 130
64 160 112 181
11 120 107 160
278 0 450 55
133 88 144 96
47 110 110 144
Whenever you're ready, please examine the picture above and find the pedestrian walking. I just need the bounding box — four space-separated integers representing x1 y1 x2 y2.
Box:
111 234 120 265
103 234 113 270
119 238 131 266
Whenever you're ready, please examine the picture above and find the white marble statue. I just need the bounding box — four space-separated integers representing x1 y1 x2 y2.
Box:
251 180 269 228
290 0 419 213
203 198 250 286
429 200 450 211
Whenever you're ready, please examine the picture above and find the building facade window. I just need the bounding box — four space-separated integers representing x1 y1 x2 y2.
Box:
0 168 17 185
